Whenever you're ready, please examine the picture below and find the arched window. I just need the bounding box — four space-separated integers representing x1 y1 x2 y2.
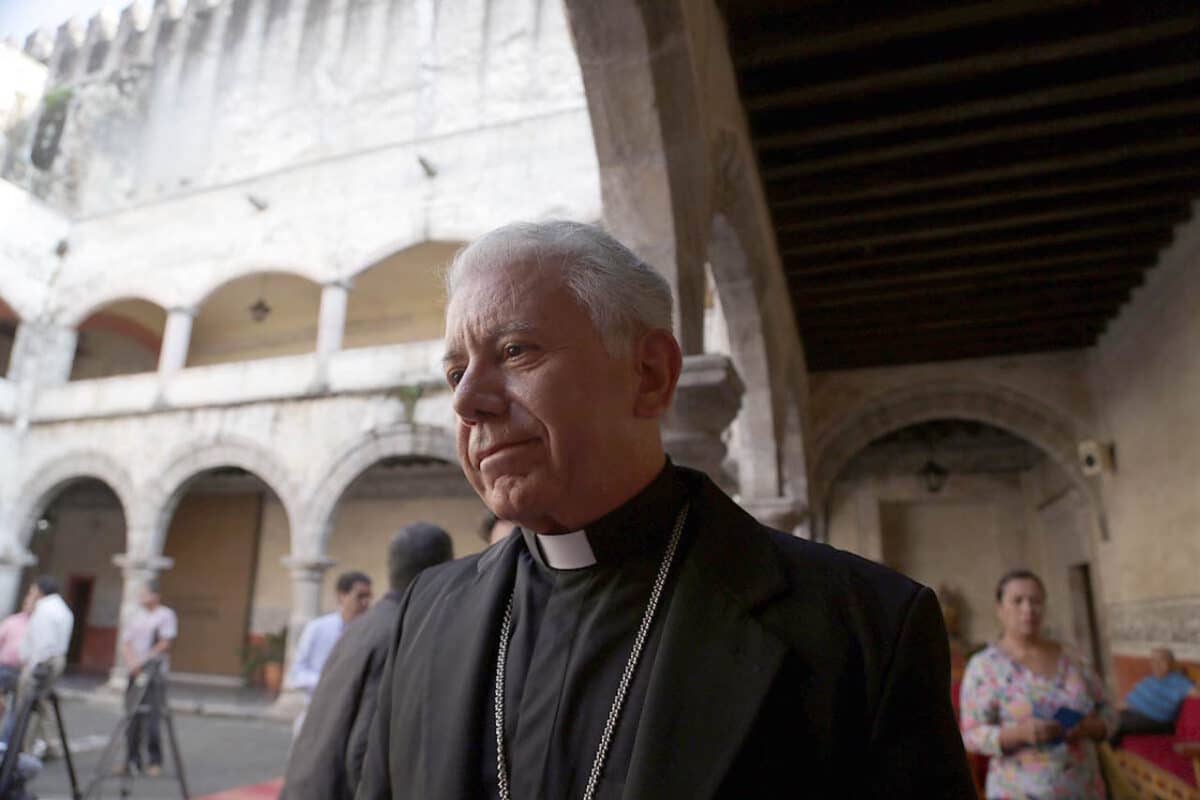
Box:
188 272 322 367
70 299 166 381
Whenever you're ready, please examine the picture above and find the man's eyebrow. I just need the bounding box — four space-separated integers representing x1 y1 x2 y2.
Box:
442 322 539 364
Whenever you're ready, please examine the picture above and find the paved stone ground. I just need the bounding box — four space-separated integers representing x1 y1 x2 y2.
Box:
23 698 291 800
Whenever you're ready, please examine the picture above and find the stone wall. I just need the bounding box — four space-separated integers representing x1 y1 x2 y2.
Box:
1088 204 1200 661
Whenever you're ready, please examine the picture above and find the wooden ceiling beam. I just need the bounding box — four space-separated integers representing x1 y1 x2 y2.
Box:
805 320 1103 351
796 295 1126 329
762 97 1200 180
779 199 1181 258
733 0 1091 68
755 63 1200 151
775 169 1200 234
783 220 1171 273
744 17 1199 111
792 268 1142 308
806 331 1098 371
766 136 1200 199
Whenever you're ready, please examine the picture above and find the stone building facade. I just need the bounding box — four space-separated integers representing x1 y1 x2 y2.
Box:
0 0 1196 698
0 0 807 687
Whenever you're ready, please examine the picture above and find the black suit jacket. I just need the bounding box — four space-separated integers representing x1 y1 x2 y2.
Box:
357 469 975 798
282 593 402 800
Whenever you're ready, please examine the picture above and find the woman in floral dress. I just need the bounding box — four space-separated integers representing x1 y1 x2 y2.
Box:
961 569 1116 799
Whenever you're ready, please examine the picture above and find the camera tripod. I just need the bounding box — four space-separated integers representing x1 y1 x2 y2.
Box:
82 659 189 799
0 662 82 800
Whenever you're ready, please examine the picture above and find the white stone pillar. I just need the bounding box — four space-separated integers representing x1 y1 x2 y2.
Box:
109 553 174 689
663 354 744 490
316 281 351 358
272 554 335 716
8 321 77 428
157 306 195 377
0 547 37 615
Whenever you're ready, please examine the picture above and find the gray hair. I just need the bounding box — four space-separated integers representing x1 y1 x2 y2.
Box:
445 221 674 354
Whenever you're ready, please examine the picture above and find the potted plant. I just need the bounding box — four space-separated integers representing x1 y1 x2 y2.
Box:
243 627 288 694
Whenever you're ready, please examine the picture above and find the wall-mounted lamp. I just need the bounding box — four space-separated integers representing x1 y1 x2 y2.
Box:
918 459 949 493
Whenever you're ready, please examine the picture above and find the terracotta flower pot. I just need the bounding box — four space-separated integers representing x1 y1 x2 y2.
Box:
263 662 284 694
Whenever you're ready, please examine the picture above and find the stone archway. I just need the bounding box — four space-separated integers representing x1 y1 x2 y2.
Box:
145 437 303 558
706 214 779 499
810 381 1106 540
302 423 460 556
10 450 136 547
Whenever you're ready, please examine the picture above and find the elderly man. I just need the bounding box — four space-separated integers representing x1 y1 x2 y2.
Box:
356 221 973 798
1113 648 1199 743
281 524 453 800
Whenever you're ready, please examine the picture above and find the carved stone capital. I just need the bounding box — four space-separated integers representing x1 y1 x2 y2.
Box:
0 547 38 570
282 554 337 583
664 354 743 489
112 553 174 580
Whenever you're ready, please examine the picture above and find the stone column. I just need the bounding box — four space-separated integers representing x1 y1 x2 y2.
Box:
157 306 195 377
0 547 37 615
854 480 884 564
663 354 743 490
8 322 77 427
109 553 174 689
271 554 336 717
741 495 810 538
316 280 351 358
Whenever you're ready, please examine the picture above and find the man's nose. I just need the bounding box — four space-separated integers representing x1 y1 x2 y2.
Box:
452 365 507 423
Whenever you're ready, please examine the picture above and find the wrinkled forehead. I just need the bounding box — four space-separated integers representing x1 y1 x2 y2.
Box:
445 258 572 335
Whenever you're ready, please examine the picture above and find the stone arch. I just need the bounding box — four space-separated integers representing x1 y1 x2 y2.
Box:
706 213 779 498
303 423 459 555
706 128 814 504
188 267 324 313
810 381 1105 540
60 291 167 328
344 239 465 282
144 437 303 558
9 450 136 548
562 0 710 354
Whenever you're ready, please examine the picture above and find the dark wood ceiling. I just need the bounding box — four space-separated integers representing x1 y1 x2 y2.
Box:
719 0 1200 371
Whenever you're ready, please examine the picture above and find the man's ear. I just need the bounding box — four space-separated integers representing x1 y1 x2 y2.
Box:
632 328 683 418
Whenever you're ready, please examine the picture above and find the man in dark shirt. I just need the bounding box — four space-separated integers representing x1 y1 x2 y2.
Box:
356 221 974 799
281 523 452 800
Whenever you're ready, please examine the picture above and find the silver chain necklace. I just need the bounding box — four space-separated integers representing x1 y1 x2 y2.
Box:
493 503 690 800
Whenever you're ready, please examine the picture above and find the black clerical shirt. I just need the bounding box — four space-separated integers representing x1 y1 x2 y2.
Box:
481 462 690 799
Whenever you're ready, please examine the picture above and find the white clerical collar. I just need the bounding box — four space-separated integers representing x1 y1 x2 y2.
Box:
534 529 597 570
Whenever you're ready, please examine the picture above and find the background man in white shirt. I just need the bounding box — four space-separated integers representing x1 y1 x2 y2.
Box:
285 571 372 738
11 576 74 758
120 580 177 776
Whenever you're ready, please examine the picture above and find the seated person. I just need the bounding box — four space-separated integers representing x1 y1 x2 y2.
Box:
1113 648 1199 743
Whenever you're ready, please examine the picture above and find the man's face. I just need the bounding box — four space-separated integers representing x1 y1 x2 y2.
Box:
140 589 160 611
338 580 372 620
444 260 640 532
1151 649 1175 678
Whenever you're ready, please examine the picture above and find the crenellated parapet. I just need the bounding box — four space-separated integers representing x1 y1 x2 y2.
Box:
5 0 591 217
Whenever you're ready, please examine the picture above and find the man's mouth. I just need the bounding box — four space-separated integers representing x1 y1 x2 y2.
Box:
476 439 535 467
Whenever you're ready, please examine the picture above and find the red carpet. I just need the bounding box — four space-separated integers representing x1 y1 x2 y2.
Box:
195 778 282 799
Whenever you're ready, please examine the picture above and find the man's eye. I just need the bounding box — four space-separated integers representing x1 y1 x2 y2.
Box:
503 343 526 358
447 370 464 387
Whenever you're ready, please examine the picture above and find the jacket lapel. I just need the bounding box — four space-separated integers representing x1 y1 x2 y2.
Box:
623 473 790 800
418 536 517 798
